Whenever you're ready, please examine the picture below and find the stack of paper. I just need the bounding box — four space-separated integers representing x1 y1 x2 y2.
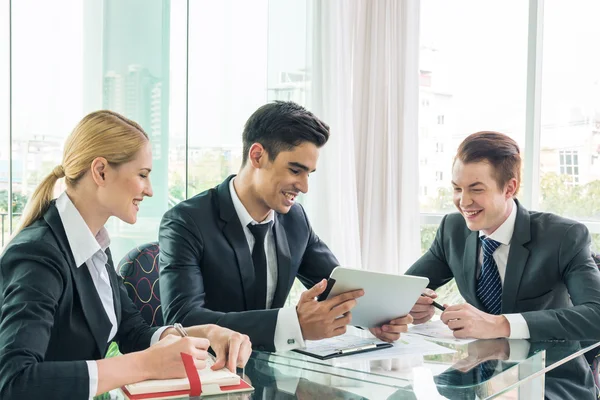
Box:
407 320 477 344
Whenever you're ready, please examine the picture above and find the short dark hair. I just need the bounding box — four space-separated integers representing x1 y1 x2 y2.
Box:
242 101 330 165
455 131 521 195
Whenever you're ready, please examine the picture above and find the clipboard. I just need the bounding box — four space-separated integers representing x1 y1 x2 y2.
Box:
293 335 392 360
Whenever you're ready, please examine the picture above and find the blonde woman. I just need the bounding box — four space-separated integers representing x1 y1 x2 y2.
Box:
0 111 252 399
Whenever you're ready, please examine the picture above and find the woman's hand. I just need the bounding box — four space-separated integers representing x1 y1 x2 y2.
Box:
186 325 252 372
141 334 210 380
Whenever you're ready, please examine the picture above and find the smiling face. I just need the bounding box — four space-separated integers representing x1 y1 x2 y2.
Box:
99 141 154 224
252 141 319 216
452 160 516 235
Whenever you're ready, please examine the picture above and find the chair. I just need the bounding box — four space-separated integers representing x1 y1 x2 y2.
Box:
118 242 163 327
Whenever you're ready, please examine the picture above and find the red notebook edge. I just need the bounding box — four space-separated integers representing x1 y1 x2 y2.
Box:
120 379 253 400
120 352 253 399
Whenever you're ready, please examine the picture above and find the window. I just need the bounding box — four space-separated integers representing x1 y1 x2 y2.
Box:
418 0 528 225
420 1 600 255
558 150 580 184
10 0 87 249
0 0 7 247
187 0 268 199
538 1 600 223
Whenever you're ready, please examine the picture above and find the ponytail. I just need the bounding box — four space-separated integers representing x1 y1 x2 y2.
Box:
12 165 65 236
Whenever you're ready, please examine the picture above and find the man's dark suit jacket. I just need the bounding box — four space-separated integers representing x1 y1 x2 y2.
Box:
159 175 339 351
0 202 158 399
406 199 600 340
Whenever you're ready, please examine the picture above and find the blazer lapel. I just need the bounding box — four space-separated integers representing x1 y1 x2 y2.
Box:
105 248 122 326
218 175 256 310
502 201 531 314
71 263 112 356
271 216 292 309
462 230 483 309
44 203 111 356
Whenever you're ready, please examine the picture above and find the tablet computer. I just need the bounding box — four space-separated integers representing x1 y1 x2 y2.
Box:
320 267 429 328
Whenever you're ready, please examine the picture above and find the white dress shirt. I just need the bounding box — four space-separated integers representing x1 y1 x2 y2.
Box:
229 178 305 351
55 192 168 399
476 199 531 339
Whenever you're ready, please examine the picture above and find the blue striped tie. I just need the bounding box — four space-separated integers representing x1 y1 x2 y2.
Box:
476 236 503 315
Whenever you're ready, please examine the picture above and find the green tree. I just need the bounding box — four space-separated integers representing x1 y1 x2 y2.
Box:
422 187 455 214
187 149 234 196
0 190 28 214
539 173 600 220
168 171 185 207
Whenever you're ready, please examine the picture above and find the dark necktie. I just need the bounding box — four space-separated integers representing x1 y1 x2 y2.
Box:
247 222 272 310
476 236 503 315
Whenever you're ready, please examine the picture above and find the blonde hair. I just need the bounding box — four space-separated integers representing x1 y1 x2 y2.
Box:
14 110 149 235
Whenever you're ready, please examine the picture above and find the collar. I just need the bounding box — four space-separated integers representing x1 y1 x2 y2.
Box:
479 198 517 245
55 191 111 267
229 177 275 226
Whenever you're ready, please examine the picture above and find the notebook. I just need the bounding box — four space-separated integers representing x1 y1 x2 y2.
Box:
120 353 254 399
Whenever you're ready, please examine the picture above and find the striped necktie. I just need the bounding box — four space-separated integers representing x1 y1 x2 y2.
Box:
476 236 503 315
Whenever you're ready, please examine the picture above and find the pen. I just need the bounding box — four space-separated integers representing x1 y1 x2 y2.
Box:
338 344 377 354
421 294 446 311
174 323 188 337
175 324 225 371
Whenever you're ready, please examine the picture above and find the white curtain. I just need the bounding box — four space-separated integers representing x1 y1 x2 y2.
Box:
304 0 362 268
305 0 421 275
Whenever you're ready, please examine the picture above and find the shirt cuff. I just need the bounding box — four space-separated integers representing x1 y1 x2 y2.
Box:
273 307 305 351
504 313 531 339
151 326 172 345
86 360 98 399
507 340 531 361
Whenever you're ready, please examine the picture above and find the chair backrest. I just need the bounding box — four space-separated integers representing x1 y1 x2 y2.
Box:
118 242 163 327
593 251 600 269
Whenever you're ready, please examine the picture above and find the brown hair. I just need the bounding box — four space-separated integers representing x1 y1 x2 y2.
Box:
13 110 148 236
454 131 521 195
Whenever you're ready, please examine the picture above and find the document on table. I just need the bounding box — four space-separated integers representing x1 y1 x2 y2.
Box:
329 334 456 364
407 320 477 344
295 334 392 360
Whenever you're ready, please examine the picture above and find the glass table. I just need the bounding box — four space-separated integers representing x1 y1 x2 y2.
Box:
111 335 599 399
247 336 600 399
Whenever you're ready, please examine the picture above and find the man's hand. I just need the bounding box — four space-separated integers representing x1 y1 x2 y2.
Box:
296 279 364 340
410 288 437 324
184 325 252 372
440 303 510 339
452 339 510 372
368 315 413 342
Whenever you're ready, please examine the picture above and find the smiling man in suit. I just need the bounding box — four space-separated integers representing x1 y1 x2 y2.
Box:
159 101 411 352
407 131 600 341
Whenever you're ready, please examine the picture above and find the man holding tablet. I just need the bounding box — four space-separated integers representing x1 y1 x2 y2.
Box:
159 101 412 352
406 131 600 341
